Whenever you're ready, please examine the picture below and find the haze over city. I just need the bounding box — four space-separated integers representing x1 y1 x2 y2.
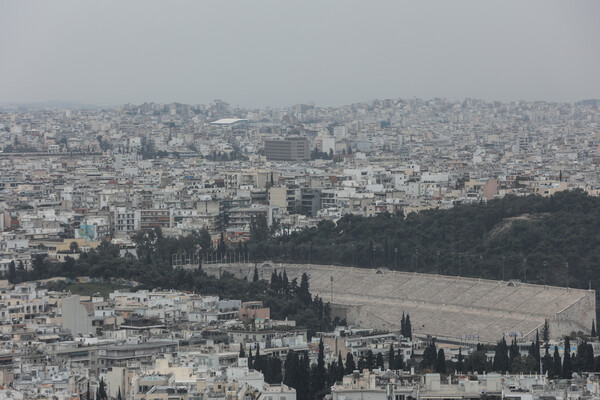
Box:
1 0 600 107
3 2 600 400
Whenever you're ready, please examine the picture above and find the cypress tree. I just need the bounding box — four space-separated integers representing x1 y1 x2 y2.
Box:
436 349 446 374
535 330 541 364
396 348 405 370
345 352 356 374
376 353 384 370
315 338 326 392
284 351 299 389
422 341 437 370
493 338 509 372
297 353 311 400
336 353 345 381
365 350 375 370
401 312 406 337
327 362 337 387
405 314 412 340
584 344 595 372
99 378 107 400
542 344 553 374
254 344 262 372
509 338 519 367
282 270 289 293
117 387 122 400
552 346 561 378
562 337 572 378
542 320 550 342
388 344 395 369
357 357 368 371
299 273 311 305
576 341 586 372
239 345 245 358
270 270 279 290
8 261 16 283
253 266 259 282
248 348 254 368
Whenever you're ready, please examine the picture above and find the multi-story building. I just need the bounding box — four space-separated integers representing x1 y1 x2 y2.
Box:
264 136 310 161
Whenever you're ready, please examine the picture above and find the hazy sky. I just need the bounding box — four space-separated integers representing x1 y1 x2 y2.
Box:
1 1 599 108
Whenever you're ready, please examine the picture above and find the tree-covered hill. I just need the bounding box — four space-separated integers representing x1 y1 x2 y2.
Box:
249 189 600 295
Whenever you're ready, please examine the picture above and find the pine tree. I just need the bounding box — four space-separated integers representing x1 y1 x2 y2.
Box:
345 352 356 374
436 349 446 374
562 337 573 378
388 344 395 370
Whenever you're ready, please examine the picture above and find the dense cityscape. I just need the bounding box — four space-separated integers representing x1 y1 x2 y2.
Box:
0 98 598 400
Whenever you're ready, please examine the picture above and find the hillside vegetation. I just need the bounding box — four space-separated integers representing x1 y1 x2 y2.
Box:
250 190 600 295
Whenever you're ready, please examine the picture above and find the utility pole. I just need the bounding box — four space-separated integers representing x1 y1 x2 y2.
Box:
330 276 333 303
331 242 334 265
543 261 547 286
415 248 419 273
565 262 569 289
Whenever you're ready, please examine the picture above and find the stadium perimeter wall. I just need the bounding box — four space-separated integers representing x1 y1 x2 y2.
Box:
204 262 595 343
